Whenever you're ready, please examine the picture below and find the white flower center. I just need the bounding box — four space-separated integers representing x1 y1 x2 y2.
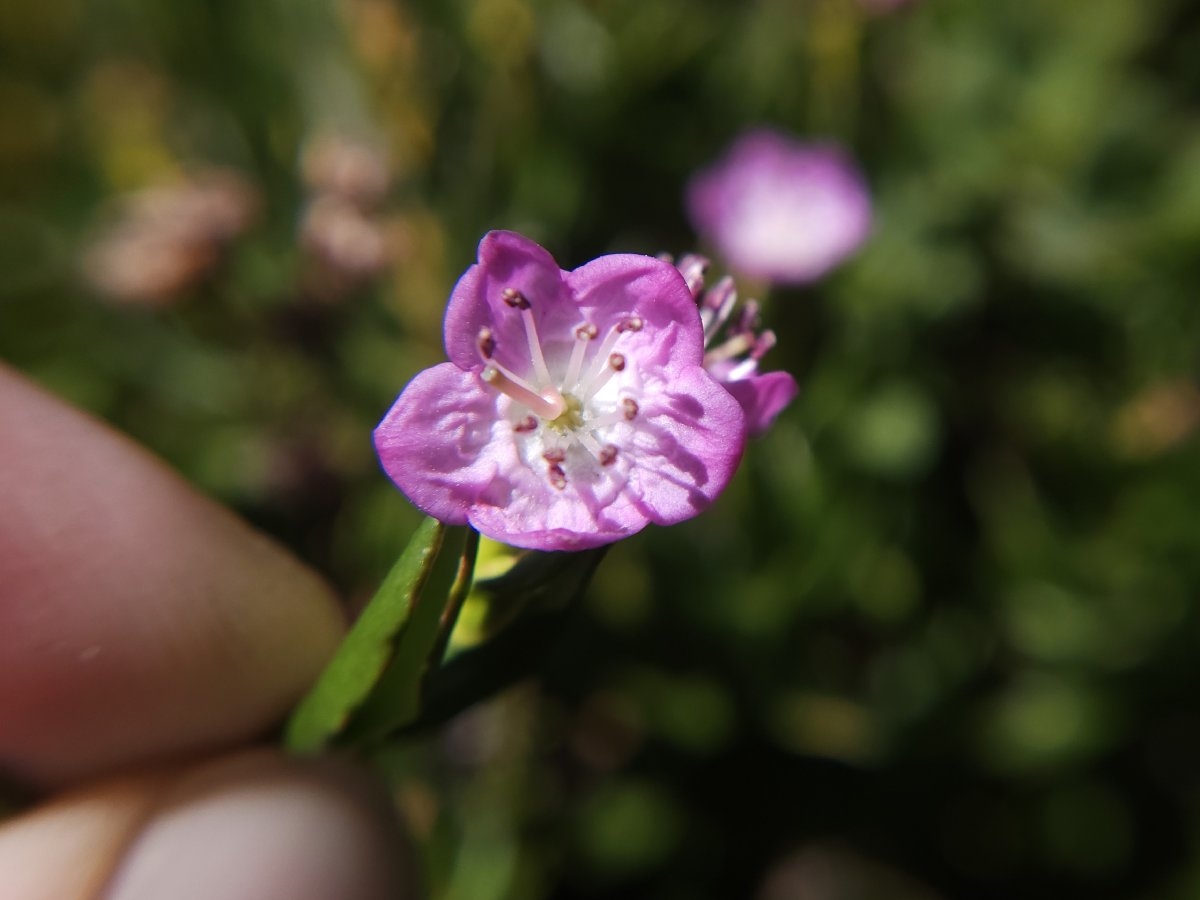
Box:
476 287 644 490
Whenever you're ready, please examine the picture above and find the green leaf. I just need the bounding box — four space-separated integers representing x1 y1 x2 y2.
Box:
285 517 453 754
338 524 471 745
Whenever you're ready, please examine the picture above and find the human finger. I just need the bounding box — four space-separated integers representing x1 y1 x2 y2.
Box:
0 748 417 900
0 365 345 786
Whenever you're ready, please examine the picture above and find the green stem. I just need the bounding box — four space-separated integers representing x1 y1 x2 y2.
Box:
430 528 481 665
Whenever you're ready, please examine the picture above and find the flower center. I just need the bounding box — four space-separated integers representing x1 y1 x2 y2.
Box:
547 393 584 433
476 287 644 490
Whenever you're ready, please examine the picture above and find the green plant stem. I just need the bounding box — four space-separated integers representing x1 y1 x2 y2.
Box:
430 527 481 665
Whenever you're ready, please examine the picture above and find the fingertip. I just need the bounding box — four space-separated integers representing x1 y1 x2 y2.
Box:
0 365 346 785
103 751 419 900
0 751 419 900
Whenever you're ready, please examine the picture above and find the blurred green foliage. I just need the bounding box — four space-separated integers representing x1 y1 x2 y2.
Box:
4 0 1200 897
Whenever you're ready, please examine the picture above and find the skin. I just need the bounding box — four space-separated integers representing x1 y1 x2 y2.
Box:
0 364 417 899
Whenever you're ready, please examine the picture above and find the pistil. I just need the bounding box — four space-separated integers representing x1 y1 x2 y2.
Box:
481 366 567 420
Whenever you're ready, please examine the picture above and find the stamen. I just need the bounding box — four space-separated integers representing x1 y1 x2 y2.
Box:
588 323 626 379
703 332 755 367
582 352 624 400
481 366 566 420
734 300 761 336
725 330 777 382
564 322 597 390
726 358 759 381
585 405 632 430
547 463 568 490
598 444 618 466
498 289 554 390
616 316 643 333
576 431 603 457
501 287 531 309
701 277 738 340
751 329 777 360
676 254 709 298
622 398 639 421
513 415 538 433
477 327 496 360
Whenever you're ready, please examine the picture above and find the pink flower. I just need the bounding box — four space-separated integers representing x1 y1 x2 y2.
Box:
375 232 747 551
686 130 871 285
675 255 799 437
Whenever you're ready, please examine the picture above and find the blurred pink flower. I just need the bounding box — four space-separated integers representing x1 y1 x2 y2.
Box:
686 130 871 285
375 231 746 551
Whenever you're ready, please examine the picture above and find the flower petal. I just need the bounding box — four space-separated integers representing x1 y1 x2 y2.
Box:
724 370 799 437
443 231 570 375
374 364 504 525
624 366 746 524
564 254 705 368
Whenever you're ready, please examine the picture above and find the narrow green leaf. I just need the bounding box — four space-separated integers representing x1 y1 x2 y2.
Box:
339 525 471 744
284 517 447 754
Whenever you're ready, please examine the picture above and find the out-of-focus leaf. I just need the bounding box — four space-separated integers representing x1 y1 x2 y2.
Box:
285 517 453 754
338 524 471 744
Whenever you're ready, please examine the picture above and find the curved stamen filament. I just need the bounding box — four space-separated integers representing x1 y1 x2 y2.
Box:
519 307 553 387
575 431 603 457
701 277 738 341
703 332 754 367
586 396 639 431
587 326 625 385
582 353 624 402
581 317 638 397
564 323 597 391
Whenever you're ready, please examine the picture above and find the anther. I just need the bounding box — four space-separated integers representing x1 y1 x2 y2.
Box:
616 317 643 333
622 398 639 421
734 300 761 336
598 444 618 466
501 287 531 309
609 352 626 372
676 254 709 298
701 276 738 340
752 329 777 359
477 327 496 359
547 463 568 490
514 415 538 433
542 448 566 464
501 288 554 387
563 322 598 391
